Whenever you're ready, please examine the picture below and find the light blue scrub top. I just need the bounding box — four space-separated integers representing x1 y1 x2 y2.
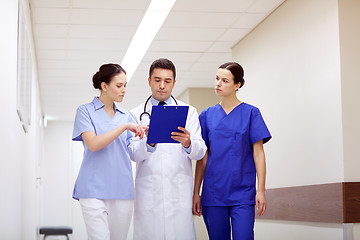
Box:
199 103 271 206
72 97 135 200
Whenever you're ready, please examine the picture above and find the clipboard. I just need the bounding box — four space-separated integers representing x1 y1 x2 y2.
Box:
147 105 189 144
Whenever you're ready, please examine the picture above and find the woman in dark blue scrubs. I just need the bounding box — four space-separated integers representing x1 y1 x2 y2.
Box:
193 62 271 240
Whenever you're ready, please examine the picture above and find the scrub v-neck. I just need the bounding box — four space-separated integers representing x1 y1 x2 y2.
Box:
218 102 243 116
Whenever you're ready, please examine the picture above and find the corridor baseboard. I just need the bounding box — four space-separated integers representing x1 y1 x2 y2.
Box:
258 182 360 223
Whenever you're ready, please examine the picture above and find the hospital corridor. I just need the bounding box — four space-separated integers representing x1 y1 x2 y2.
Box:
1 0 360 239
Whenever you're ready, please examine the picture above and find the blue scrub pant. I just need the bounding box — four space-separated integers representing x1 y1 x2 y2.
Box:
202 205 255 240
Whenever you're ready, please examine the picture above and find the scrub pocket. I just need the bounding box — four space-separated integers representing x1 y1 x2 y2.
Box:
232 131 249 157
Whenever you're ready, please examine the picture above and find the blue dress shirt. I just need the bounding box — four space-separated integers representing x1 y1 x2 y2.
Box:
72 97 135 200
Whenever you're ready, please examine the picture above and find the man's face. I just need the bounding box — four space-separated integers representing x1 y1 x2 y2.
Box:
148 68 176 102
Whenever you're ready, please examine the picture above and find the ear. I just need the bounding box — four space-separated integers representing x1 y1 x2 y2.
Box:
235 82 241 91
101 81 107 91
148 77 151 86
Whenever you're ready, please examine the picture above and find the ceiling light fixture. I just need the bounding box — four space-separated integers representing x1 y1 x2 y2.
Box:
121 0 176 82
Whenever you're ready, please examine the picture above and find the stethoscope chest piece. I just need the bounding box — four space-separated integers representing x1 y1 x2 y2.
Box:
139 95 178 126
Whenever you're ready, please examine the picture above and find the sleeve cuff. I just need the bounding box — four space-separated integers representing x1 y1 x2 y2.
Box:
146 143 157 152
182 144 192 154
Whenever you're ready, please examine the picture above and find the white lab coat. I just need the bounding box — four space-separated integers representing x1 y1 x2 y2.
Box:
128 97 206 240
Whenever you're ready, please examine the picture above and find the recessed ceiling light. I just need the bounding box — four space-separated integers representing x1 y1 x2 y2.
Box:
121 0 176 82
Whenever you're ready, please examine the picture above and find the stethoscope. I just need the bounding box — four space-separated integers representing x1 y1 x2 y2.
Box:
140 95 178 122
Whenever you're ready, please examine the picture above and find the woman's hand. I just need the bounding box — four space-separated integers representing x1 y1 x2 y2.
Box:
126 123 145 139
144 125 149 137
82 122 145 152
255 190 266 216
193 151 208 217
192 193 202 216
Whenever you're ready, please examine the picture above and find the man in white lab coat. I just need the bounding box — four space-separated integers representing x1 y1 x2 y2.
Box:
129 58 207 240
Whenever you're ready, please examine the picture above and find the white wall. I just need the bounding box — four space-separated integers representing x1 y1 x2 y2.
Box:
0 0 44 239
0 1 22 238
42 121 73 225
42 118 140 240
232 0 344 238
5 0 356 239
255 220 343 240
42 121 88 239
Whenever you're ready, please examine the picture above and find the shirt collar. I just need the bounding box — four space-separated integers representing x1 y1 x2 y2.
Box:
92 97 124 113
150 96 172 106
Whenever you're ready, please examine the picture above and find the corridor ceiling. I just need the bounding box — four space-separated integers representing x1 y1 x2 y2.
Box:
30 0 285 121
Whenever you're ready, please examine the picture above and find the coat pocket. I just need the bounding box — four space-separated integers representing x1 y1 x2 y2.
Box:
135 176 154 210
178 174 193 208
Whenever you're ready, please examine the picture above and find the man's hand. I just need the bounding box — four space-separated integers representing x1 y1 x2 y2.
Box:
171 127 191 148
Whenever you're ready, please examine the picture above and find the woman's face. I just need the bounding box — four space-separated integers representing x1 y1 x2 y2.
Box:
102 72 127 102
214 68 240 97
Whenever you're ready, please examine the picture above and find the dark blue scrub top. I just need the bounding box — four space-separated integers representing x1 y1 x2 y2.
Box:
199 103 271 206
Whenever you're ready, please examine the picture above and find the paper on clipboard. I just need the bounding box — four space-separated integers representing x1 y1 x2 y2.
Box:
147 105 189 144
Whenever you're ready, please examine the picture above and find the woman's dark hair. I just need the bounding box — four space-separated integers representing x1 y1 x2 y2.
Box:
149 58 176 79
92 63 126 90
219 62 245 88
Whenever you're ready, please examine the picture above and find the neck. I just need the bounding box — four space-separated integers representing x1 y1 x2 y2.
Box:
220 94 241 108
98 94 114 110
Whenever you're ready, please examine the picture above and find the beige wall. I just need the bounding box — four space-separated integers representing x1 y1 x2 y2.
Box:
180 1 360 238
338 1 360 236
338 0 360 182
178 88 221 114
178 88 220 240
231 0 360 238
231 0 356 238
233 0 343 189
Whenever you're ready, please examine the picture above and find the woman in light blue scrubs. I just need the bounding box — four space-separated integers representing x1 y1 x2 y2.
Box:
72 63 144 240
193 62 271 240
